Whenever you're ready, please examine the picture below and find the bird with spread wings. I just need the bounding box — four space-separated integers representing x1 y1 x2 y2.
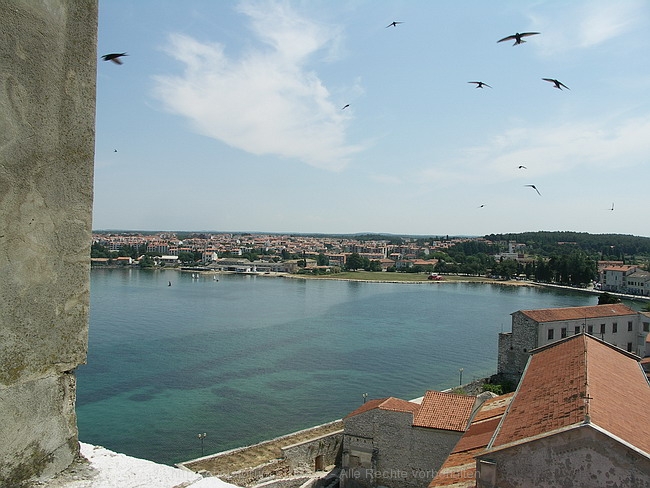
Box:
497 32 540 45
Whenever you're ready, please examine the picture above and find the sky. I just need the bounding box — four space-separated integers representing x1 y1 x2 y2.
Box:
94 0 650 237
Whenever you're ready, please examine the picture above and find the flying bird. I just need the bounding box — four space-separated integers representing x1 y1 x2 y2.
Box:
609 203 615 211
102 52 128 64
386 21 403 28
518 165 527 169
497 32 540 45
341 104 350 110
525 184 541 196
478 204 485 208
468 81 491 89
542 78 570 90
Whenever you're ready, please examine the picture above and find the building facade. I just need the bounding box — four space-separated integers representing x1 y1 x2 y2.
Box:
599 264 646 294
341 392 479 488
497 303 650 383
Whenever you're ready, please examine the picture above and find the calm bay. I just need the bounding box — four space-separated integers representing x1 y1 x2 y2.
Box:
77 269 599 465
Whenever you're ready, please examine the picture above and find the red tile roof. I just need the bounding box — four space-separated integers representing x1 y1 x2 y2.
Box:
516 303 636 323
490 334 650 456
413 391 476 431
587 336 650 455
345 397 420 419
470 393 514 423
602 265 636 272
428 394 514 488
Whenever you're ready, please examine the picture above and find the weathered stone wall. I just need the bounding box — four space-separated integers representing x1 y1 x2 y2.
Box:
476 425 650 488
0 0 96 485
281 431 343 474
220 459 293 487
342 410 463 488
496 312 539 382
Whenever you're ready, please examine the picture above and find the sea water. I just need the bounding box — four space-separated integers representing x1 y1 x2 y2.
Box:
77 269 597 465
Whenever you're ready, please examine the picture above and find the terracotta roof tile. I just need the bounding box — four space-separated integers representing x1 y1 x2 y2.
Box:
345 397 420 419
587 337 650 455
429 394 513 488
602 265 636 272
517 303 636 323
427 448 481 487
470 393 514 423
490 334 650 455
413 391 476 431
491 336 588 447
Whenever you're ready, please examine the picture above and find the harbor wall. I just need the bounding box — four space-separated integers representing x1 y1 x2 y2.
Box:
180 421 343 487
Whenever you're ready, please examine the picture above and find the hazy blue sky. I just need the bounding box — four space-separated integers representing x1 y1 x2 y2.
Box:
94 1 650 236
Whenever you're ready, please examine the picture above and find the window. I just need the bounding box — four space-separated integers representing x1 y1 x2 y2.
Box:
574 326 581 335
548 328 554 340
561 327 567 338
628 321 633 332
627 342 633 352
600 324 606 334
612 322 617 333
644 322 649 332
588 325 593 334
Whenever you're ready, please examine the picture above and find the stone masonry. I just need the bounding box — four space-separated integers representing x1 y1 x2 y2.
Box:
0 0 97 485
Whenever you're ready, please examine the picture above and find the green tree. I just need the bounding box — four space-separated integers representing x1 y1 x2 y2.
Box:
178 251 196 263
493 258 518 279
598 292 621 305
91 242 111 258
139 255 155 268
346 253 364 270
317 253 328 266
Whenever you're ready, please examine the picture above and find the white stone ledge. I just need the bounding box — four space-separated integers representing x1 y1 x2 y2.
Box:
33 443 241 488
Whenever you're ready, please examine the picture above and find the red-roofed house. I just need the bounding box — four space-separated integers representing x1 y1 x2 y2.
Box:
497 303 650 383
475 334 650 487
341 392 483 488
600 264 638 293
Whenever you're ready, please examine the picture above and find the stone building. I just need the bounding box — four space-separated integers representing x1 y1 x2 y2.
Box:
430 333 650 487
0 0 97 485
497 303 650 384
341 391 482 488
477 334 650 487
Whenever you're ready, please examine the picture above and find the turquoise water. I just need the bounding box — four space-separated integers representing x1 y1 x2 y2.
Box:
77 269 596 465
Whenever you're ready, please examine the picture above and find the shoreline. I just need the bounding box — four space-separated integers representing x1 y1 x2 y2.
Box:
171 267 648 302
92 266 650 302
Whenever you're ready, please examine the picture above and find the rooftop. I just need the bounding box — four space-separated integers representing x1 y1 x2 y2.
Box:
516 303 637 323
413 391 476 431
428 394 514 488
345 397 420 419
489 334 650 455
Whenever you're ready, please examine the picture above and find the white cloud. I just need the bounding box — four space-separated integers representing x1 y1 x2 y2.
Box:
576 1 642 48
530 0 646 55
152 1 363 171
419 115 650 185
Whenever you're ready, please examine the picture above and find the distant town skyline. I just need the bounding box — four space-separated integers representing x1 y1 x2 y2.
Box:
95 1 650 237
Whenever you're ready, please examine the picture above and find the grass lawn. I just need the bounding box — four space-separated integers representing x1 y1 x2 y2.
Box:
296 271 497 283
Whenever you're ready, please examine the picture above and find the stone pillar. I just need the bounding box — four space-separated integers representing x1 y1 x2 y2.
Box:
0 0 97 485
